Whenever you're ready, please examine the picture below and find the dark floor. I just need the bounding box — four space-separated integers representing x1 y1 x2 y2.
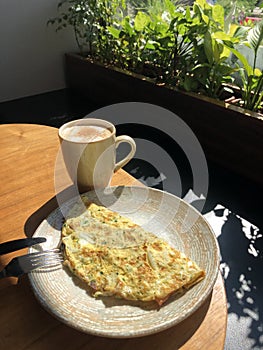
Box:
1 89 262 350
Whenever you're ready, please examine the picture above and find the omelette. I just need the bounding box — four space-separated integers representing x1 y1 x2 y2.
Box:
62 196 205 306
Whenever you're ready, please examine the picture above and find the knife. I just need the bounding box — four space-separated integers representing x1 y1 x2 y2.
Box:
0 237 47 255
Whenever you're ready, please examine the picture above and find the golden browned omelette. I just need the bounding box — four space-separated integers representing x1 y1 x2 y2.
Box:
62 196 205 306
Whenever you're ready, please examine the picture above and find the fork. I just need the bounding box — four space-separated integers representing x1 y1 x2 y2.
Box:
0 249 63 278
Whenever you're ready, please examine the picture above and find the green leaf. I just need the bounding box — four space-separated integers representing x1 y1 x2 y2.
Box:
212 40 221 63
121 0 126 10
153 20 169 36
221 45 231 59
228 47 253 76
164 0 176 17
185 6 191 21
211 31 225 40
134 11 150 32
254 68 262 77
195 0 208 9
123 17 134 36
247 20 263 54
232 25 250 41
212 4 224 29
192 64 210 85
216 63 235 76
204 31 213 65
193 2 202 18
202 13 209 25
107 26 120 39
145 40 158 50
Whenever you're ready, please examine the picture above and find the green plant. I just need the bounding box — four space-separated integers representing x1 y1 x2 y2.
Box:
107 10 155 71
48 0 95 54
48 0 127 56
106 0 239 98
107 1 177 73
175 0 238 97
230 20 263 111
49 0 263 114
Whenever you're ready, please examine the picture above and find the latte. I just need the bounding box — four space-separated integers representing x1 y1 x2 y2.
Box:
62 125 112 143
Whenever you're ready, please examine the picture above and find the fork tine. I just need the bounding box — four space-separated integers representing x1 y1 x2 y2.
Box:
27 249 61 261
29 252 63 269
26 248 61 259
19 249 63 273
0 249 63 278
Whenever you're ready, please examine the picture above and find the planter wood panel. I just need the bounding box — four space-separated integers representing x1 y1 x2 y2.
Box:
65 53 263 186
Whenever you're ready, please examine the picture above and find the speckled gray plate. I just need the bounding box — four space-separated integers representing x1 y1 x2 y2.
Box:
29 186 219 338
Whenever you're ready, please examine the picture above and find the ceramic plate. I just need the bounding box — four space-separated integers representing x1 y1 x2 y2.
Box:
29 186 219 338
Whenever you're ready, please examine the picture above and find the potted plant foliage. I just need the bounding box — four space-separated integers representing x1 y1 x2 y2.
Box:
49 0 263 185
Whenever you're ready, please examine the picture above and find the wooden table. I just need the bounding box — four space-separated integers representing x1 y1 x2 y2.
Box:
0 124 227 350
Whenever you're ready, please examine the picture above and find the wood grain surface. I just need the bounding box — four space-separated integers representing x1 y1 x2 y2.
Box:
0 124 227 349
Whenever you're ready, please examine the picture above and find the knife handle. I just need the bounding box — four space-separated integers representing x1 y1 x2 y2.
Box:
0 237 46 255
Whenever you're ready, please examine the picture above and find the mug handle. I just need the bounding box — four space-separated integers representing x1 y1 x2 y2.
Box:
114 135 136 172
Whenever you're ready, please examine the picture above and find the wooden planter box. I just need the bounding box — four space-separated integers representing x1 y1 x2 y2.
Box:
64 52 263 186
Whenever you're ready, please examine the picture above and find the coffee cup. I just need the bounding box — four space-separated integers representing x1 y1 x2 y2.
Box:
58 118 136 192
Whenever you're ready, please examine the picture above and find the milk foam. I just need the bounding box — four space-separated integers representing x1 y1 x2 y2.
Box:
63 125 112 142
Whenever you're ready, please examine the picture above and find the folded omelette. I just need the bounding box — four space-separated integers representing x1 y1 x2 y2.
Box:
62 195 205 306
